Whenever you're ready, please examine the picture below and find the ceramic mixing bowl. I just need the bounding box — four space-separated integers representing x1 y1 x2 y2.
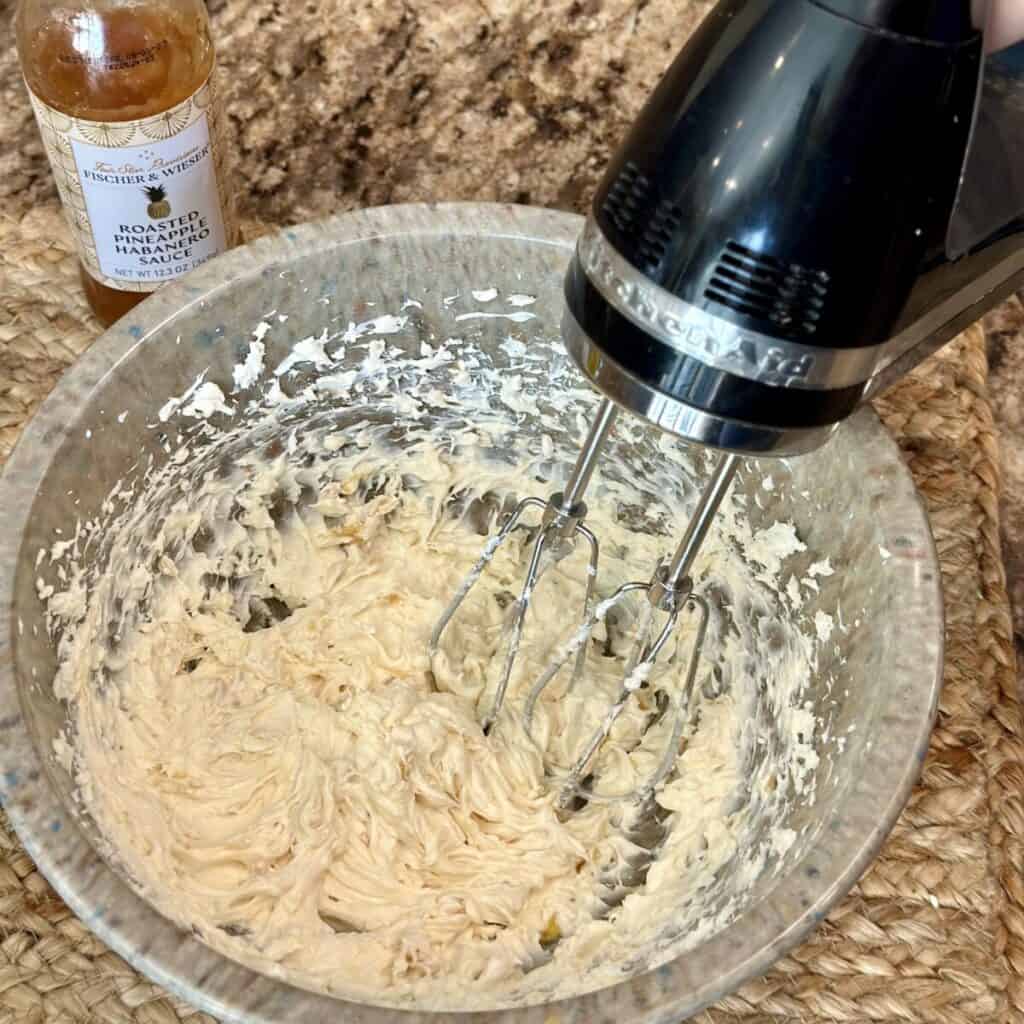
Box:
0 203 942 1023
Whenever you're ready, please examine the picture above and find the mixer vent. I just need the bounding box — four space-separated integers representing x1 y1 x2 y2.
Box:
705 240 830 335
602 161 652 236
602 163 684 270
635 200 683 270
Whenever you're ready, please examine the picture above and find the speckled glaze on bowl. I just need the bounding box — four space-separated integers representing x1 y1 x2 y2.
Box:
0 203 942 1023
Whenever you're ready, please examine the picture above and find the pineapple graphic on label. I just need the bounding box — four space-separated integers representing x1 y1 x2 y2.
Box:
144 185 171 219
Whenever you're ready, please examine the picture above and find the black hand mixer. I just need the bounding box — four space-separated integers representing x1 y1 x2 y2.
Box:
433 0 1024 806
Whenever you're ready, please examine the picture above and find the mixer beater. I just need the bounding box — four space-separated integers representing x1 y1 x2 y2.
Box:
430 396 740 806
523 450 738 808
429 399 617 735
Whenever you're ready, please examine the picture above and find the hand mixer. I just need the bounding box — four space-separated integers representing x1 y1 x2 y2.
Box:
434 0 1024 807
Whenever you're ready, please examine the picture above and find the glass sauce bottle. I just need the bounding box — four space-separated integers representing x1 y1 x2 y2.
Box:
15 0 234 326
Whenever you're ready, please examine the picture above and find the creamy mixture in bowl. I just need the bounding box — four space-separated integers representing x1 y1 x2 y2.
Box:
40 309 839 1011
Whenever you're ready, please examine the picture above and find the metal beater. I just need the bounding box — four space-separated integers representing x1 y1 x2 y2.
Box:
430 396 739 807
429 399 616 737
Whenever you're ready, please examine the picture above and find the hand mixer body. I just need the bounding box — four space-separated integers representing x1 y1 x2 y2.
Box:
563 0 992 455
433 0 1024 810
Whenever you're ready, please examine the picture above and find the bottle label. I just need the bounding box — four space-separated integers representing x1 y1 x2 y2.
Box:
27 73 231 291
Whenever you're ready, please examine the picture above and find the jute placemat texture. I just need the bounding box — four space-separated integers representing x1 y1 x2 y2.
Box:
2 0 1023 1021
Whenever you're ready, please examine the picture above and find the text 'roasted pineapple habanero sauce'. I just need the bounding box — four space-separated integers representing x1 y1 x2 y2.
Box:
16 0 235 326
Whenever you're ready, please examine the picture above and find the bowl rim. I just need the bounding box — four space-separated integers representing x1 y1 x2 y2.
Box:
0 201 944 1023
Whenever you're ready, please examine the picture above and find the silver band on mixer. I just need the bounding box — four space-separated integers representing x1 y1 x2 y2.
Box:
560 308 839 456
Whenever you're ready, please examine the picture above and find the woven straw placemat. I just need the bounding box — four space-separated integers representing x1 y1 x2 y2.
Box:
2 0 1024 1019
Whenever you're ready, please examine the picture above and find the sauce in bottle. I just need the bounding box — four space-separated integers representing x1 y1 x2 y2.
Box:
16 0 234 326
